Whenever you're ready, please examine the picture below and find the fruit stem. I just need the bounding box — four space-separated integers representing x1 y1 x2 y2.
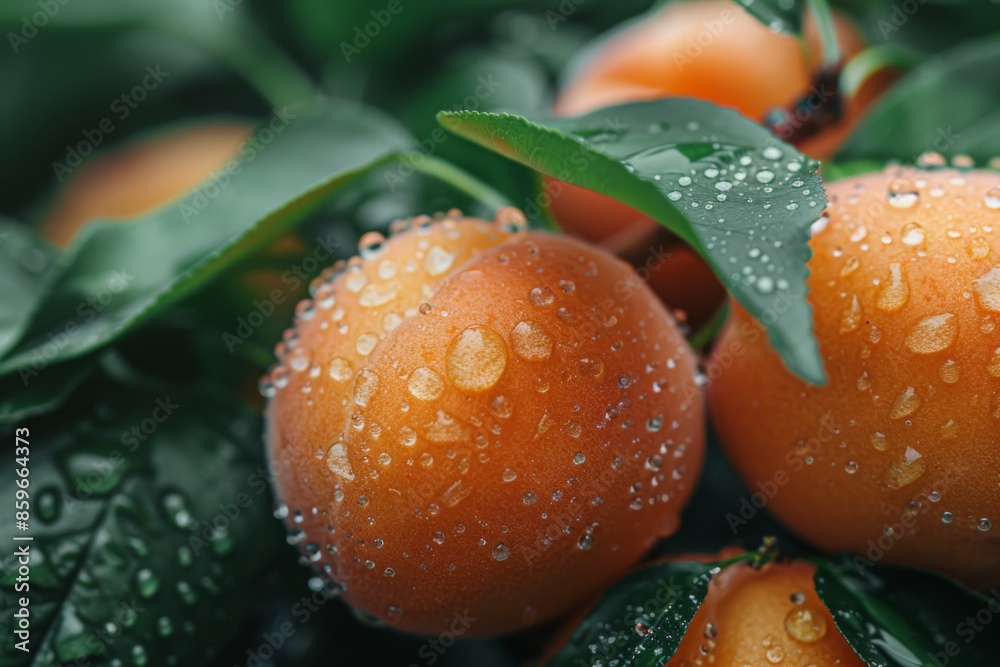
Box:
409 156 512 213
806 0 841 70
841 44 922 97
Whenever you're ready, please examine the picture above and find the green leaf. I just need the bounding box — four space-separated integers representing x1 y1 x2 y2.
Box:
0 221 58 358
547 553 753 666
439 101 828 384
731 0 803 35
814 559 1000 666
0 102 412 378
0 380 284 667
0 357 95 425
837 33 1000 163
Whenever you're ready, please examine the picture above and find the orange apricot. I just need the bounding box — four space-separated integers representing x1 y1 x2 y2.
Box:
709 168 1000 589
41 121 253 246
263 209 705 636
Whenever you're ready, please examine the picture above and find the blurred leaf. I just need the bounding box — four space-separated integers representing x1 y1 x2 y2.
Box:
837 33 1000 162
731 0 803 34
814 559 1000 666
0 357 95 425
0 380 283 667
439 101 828 384
0 220 57 357
0 102 412 377
548 553 753 666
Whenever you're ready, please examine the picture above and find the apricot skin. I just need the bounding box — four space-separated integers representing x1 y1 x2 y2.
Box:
543 551 862 666
264 211 705 636
41 122 253 246
668 556 863 666
709 169 1000 589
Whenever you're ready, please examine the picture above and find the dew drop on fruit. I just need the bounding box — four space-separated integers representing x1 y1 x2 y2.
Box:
876 263 910 312
494 206 527 232
492 544 510 561
905 314 958 354
522 492 537 505
870 432 888 451
979 518 993 532
424 246 455 276
968 237 991 261
844 461 859 474
840 256 859 277
839 296 863 334
358 231 386 259
328 357 352 382
942 511 954 524
326 442 355 481
784 607 827 643
887 177 919 208
354 370 379 407
973 267 1000 312
886 447 926 489
529 286 554 307
988 348 1000 378
511 321 553 361
407 367 444 401
359 282 399 308
356 332 379 356
577 534 594 550
446 325 507 392
938 360 961 384
890 387 921 420
984 187 1000 209
901 222 926 247
579 357 604 379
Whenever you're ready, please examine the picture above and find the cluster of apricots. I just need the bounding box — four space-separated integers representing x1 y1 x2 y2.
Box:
43 0 998 662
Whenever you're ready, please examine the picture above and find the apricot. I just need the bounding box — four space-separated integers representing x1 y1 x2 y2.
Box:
41 121 253 246
263 209 705 636
668 555 863 666
546 0 888 326
709 168 1000 589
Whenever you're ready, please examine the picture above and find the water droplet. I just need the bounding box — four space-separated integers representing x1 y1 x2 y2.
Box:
969 237 991 261
890 387 921 420
840 256 860 277
870 432 888 451
354 370 379 407
756 170 775 184
577 534 594 550
984 187 1000 209
529 286 554 307
511 321 552 361
522 492 537 505
424 246 455 276
886 447 926 489
905 314 958 354
502 468 517 483
446 325 507 392
844 461 859 474
359 282 399 308
358 231 386 259
326 442 355 480
136 569 159 598
579 358 604 379
356 332 379 356
573 452 586 465
939 360 961 384
408 367 444 401
840 296 863 334
762 146 782 160
784 607 827 643
973 267 1000 312
876 263 910 312
942 511 954 524
887 178 919 208
492 544 510 561
978 518 992 532
901 222 926 247
329 357 352 382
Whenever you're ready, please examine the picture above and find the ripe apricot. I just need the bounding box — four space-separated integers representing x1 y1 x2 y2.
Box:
668 555 863 666
546 1 887 326
709 168 1000 589
41 121 253 246
263 209 705 636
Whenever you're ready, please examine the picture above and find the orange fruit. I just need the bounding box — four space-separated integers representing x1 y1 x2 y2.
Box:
709 168 1000 589
264 209 705 636
668 554 863 666
42 121 254 245
547 0 889 327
